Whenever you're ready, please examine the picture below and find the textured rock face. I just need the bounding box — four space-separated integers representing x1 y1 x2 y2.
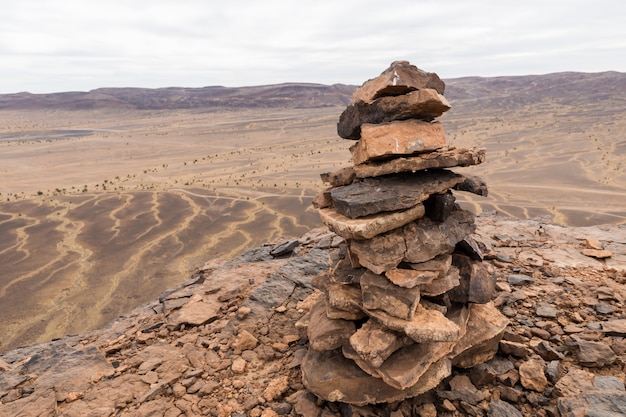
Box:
350 119 447 164
348 209 475 274
301 61 509 407
318 203 425 240
301 349 451 406
351 60 445 104
330 169 464 218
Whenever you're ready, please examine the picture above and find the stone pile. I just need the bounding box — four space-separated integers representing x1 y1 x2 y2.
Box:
300 61 510 406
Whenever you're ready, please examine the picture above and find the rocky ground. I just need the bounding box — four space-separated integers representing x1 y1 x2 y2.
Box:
0 212 625 417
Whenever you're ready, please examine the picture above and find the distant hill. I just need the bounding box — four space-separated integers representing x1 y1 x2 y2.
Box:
0 83 356 111
444 71 626 109
0 71 624 111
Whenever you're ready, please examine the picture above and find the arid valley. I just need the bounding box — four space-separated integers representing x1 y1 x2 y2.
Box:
1 72 625 352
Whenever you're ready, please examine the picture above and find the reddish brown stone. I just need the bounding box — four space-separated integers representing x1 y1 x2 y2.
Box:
352 60 445 104
350 120 446 165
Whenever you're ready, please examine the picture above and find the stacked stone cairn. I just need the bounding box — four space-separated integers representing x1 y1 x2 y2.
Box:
298 61 510 406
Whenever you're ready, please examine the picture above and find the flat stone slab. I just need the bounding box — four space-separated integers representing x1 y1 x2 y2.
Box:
420 266 461 297
307 297 356 352
318 203 425 240
354 146 486 178
365 304 460 344
450 302 509 368
166 294 221 328
348 319 412 369
338 88 450 139
352 60 446 104
330 169 464 219
350 119 447 165
301 348 451 406
384 254 452 288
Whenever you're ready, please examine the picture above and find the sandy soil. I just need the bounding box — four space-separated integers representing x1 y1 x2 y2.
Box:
0 103 624 351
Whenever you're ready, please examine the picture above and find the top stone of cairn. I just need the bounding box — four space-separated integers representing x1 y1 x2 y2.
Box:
352 61 446 104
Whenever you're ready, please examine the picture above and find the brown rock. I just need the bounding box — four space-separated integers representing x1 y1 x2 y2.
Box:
318 203 425 241
447 254 496 304
419 266 461 297
338 88 450 139
585 237 604 250
353 146 486 178
349 209 475 274
351 61 445 104
360 306 469 390
307 298 355 351
499 340 532 359
385 254 452 289
348 319 412 368
311 188 332 209
361 271 421 320
263 375 290 401
320 166 356 187
365 304 460 343
553 367 595 397
326 282 363 314
166 294 221 328
385 267 439 289
450 302 509 368
601 319 626 336
231 357 247 374
301 348 451 406
581 248 612 259
350 120 446 165
575 338 617 367
233 330 259 352
518 360 548 392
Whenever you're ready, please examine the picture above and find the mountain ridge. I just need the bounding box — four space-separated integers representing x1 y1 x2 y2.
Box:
1 71 624 111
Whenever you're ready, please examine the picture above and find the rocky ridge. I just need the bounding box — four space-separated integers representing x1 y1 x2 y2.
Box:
0 215 624 416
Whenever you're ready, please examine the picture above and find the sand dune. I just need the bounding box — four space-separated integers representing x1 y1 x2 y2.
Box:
1 81 625 350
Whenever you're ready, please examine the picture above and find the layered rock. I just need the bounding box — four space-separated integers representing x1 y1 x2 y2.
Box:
301 61 508 406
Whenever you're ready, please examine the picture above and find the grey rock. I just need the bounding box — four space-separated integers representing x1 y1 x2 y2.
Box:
447 254 496 304
536 302 559 318
489 400 523 417
576 338 617 367
546 360 565 384
270 239 299 256
330 169 464 219
595 303 617 314
594 376 626 391
508 274 535 286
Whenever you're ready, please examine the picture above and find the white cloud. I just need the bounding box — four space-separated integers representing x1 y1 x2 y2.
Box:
1 0 625 93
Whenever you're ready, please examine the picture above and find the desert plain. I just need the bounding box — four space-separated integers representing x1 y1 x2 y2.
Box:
1 72 625 352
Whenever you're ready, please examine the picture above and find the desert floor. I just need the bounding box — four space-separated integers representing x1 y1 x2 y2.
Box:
1 104 624 351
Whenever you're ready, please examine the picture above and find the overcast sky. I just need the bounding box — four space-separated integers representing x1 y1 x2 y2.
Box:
2 0 625 94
